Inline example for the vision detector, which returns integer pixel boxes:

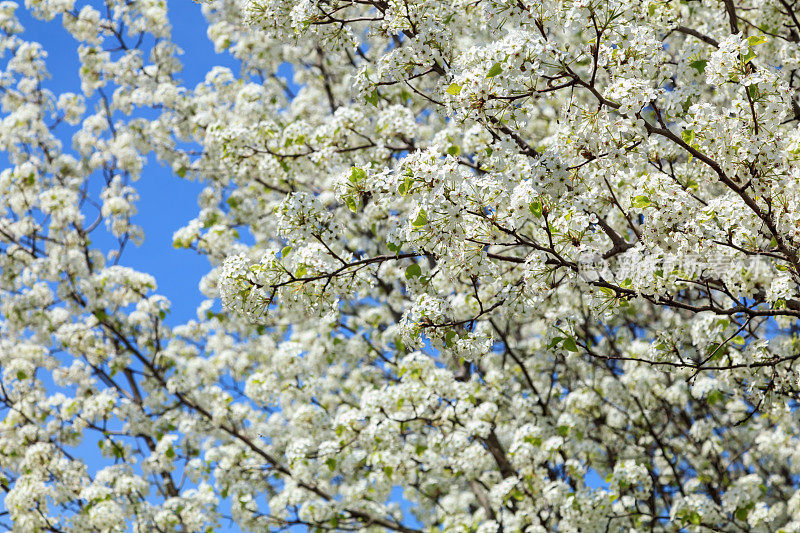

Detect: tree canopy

[3,0,800,531]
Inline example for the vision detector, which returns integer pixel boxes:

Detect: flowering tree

[4,0,800,530]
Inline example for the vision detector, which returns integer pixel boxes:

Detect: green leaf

[365,89,379,106]
[548,336,564,349]
[689,59,707,74]
[411,209,427,228]
[405,263,422,279]
[325,457,336,471]
[598,286,616,297]
[706,343,726,360]
[281,245,292,257]
[632,195,651,209]
[557,425,570,437]
[165,446,176,459]
[747,34,768,46]
[485,62,503,78]
[295,265,308,278]
[176,166,187,178]
[523,435,542,447]
[158,310,167,320]
[447,145,460,156]
[529,200,542,218]
[345,196,358,213]
[16,371,26,381]
[681,129,695,145]
[562,337,579,353]
[688,511,702,526]
[735,504,753,522]
[203,212,219,228]
[742,49,756,64]
[398,174,413,196]
[444,330,457,348]
[446,83,462,95]
[349,167,366,183]
[707,390,725,405]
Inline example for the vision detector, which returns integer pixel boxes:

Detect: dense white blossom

[3,0,800,531]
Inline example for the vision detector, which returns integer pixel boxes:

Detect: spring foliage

[3,0,800,531]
